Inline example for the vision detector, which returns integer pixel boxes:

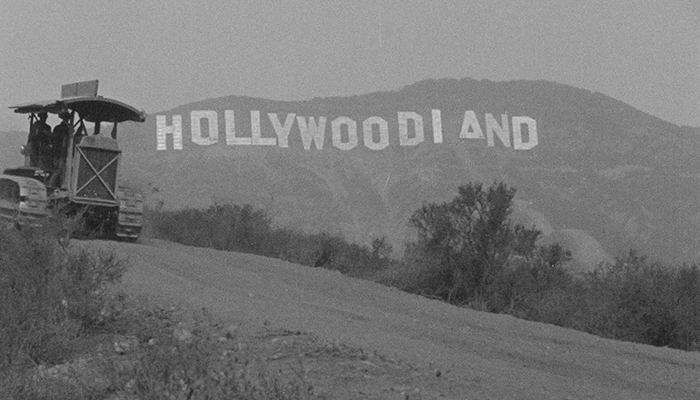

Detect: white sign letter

[297,116,326,150]
[459,111,484,139]
[363,116,389,151]
[269,113,296,148]
[512,116,538,150]
[191,110,218,146]
[251,110,276,146]
[156,115,183,150]
[485,113,510,148]
[432,109,443,144]
[224,110,251,145]
[332,117,358,150]
[398,112,424,146]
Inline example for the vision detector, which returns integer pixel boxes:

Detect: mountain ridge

[3,78,700,267]
[114,78,700,267]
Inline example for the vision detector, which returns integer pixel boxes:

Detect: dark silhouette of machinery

[0,80,145,241]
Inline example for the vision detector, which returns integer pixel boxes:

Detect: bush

[147,203,272,254]
[146,204,395,279]
[405,181,570,307]
[487,244,573,317]
[574,252,700,350]
[0,221,126,369]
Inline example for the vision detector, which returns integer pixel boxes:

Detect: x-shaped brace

[75,147,119,200]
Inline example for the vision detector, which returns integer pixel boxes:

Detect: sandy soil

[88,238,700,400]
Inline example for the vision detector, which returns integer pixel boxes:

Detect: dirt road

[91,238,700,399]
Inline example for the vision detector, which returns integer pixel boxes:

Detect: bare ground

[84,238,700,400]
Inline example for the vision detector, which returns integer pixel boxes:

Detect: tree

[408,182,566,305]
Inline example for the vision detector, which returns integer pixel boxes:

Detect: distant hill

[16,78,700,268]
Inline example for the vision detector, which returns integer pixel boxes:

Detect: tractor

[0,80,145,241]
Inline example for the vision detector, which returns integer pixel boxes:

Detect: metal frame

[73,145,120,202]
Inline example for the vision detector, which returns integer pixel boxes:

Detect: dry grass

[0,222,318,400]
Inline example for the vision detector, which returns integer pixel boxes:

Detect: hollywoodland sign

[155,109,538,151]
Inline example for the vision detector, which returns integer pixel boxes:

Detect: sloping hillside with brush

[110,78,700,265]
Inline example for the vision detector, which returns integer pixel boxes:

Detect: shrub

[574,252,700,350]
[487,244,573,317]
[146,203,395,279]
[405,181,570,307]
[147,203,272,254]
[672,264,700,349]
[0,220,126,369]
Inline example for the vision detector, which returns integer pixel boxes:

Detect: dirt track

[90,238,700,400]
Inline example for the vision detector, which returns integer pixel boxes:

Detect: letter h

[156,115,183,150]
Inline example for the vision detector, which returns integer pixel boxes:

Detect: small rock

[114,336,139,354]
[223,323,239,339]
[173,327,194,342]
[125,378,137,392]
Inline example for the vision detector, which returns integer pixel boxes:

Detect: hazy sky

[1,0,698,130]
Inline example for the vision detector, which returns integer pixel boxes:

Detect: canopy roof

[10,96,146,123]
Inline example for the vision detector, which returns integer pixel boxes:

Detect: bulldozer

[0,80,145,241]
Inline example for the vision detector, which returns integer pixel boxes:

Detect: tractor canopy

[10,96,146,124]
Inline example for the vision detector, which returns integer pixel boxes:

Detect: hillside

[112,78,700,267]
[88,238,700,399]
[5,78,700,266]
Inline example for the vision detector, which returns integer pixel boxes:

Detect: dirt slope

[90,238,700,400]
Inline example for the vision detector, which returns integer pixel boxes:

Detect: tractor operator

[48,111,72,187]
[26,110,52,170]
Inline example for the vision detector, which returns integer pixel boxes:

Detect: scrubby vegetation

[147,181,700,351]
[0,219,316,399]
[397,182,571,309]
[147,202,395,279]
[0,220,125,370]
[2,181,696,399]
[557,252,700,349]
